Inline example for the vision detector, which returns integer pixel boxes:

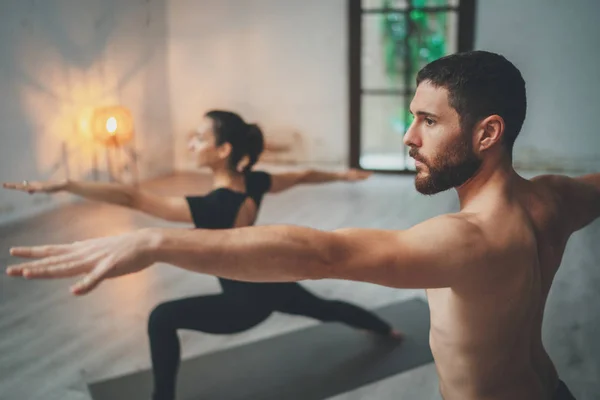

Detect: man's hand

[3,180,68,194]
[342,169,373,182]
[6,230,159,295]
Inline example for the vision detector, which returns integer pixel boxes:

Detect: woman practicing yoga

[4,110,401,400]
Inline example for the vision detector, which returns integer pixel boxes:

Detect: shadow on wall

[0,0,173,224]
[0,0,173,183]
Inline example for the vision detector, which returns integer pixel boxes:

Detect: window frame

[348,0,477,173]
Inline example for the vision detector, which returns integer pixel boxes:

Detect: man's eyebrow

[409,109,440,119]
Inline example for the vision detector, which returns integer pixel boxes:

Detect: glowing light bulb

[106,117,117,135]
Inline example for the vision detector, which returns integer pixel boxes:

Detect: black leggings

[147,283,391,400]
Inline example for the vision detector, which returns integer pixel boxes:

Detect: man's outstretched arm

[6,215,485,295]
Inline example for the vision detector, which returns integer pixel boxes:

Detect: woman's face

[188,117,228,169]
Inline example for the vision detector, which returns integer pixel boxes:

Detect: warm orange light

[106,117,118,135]
[92,106,134,146]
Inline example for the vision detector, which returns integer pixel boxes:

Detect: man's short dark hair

[416,51,527,154]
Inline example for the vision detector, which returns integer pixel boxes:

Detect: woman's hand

[3,180,68,194]
[341,169,373,182]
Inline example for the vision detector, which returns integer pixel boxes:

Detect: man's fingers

[70,260,112,296]
[5,266,22,276]
[6,253,83,276]
[20,261,91,279]
[10,244,74,259]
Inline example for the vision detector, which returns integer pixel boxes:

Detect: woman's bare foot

[389,329,404,340]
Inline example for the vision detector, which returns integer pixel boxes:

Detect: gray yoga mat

[88,298,432,400]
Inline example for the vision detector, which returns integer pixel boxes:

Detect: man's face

[404,82,482,195]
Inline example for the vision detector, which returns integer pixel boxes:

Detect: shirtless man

[6,51,597,399]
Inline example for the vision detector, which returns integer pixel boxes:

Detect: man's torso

[428,176,571,400]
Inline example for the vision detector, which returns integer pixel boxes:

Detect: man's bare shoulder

[434,210,535,256]
[529,173,600,232]
[529,173,591,198]
[515,174,565,224]
[413,211,481,230]
[530,173,570,191]
[409,212,488,254]
[524,174,563,199]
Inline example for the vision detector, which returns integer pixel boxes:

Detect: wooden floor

[0,171,598,400]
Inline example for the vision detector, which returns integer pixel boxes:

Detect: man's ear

[474,115,505,152]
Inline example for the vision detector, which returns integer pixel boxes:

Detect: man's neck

[455,155,517,211]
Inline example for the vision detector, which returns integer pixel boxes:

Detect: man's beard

[410,135,482,195]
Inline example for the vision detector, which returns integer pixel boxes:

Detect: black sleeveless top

[185,171,272,294]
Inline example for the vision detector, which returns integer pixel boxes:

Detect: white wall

[2,0,598,225]
[476,0,600,172]
[167,0,348,170]
[168,0,600,173]
[0,0,173,225]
